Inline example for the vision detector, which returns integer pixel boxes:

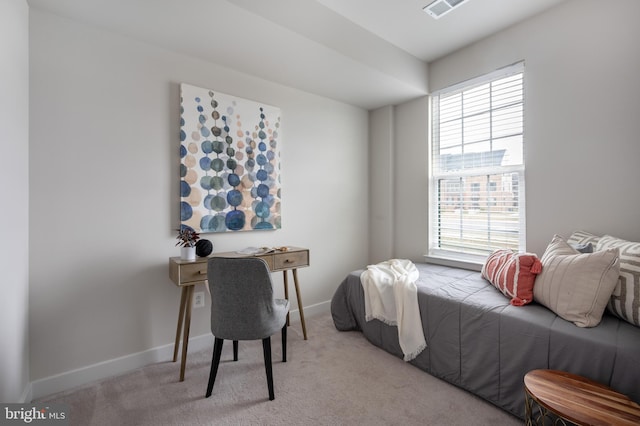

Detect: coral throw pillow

[481,250,542,306]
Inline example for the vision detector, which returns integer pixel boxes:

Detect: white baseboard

[30,333,212,401]
[30,301,330,401]
[19,383,32,403]
[294,299,330,320]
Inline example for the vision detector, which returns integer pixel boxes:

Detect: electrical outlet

[193,291,205,308]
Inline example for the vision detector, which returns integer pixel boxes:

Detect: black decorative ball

[195,239,213,257]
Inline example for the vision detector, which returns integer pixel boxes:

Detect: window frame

[427,62,526,266]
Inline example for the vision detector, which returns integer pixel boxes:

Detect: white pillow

[533,235,620,327]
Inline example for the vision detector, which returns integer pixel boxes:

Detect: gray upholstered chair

[205,257,290,401]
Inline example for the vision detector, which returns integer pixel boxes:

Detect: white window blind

[429,62,525,262]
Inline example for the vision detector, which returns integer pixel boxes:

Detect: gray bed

[331,262,640,419]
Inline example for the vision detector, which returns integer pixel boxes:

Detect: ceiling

[27,0,567,109]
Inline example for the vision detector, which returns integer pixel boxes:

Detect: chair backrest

[207,257,283,341]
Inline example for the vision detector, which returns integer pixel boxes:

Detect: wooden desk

[168,247,309,381]
[524,369,640,426]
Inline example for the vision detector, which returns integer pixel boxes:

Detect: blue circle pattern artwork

[179,84,281,233]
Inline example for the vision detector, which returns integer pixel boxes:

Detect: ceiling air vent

[423,0,469,19]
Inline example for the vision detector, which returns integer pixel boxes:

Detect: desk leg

[292,269,307,340]
[173,287,188,362]
[179,285,194,382]
[283,271,290,327]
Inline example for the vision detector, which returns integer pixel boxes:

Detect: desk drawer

[179,263,208,284]
[272,250,309,271]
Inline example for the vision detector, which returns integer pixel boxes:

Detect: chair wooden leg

[233,340,238,361]
[281,324,287,362]
[205,338,224,398]
[262,337,275,401]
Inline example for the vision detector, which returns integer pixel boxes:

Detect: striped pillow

[534,234,620,327]
[597,235,640,327]
[567,230,601,248]
[481,250,542,306]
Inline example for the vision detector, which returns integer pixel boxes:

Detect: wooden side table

[168,246,309,381]
[524,369,640,426]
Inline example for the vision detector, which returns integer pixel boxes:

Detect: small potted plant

[176,227,200,260]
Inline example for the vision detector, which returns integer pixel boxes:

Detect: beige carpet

[37,313,521,425]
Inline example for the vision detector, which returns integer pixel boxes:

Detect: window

[429,62,525,262]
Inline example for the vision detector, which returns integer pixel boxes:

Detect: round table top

[524,369,640,426]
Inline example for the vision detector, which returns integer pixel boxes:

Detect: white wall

[29,9,369,397]
[368,106,395,264]
[393,97,429,262]
[392,0,640,258]
[0,0,30,403]
[369,97,430,265]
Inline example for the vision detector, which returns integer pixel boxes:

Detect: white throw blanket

[360,259,426,361]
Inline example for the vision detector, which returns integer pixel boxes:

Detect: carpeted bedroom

[5,1,640,425]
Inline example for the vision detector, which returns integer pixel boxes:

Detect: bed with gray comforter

[330,262,640,419]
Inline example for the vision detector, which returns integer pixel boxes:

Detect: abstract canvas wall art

[179,83,281,233]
